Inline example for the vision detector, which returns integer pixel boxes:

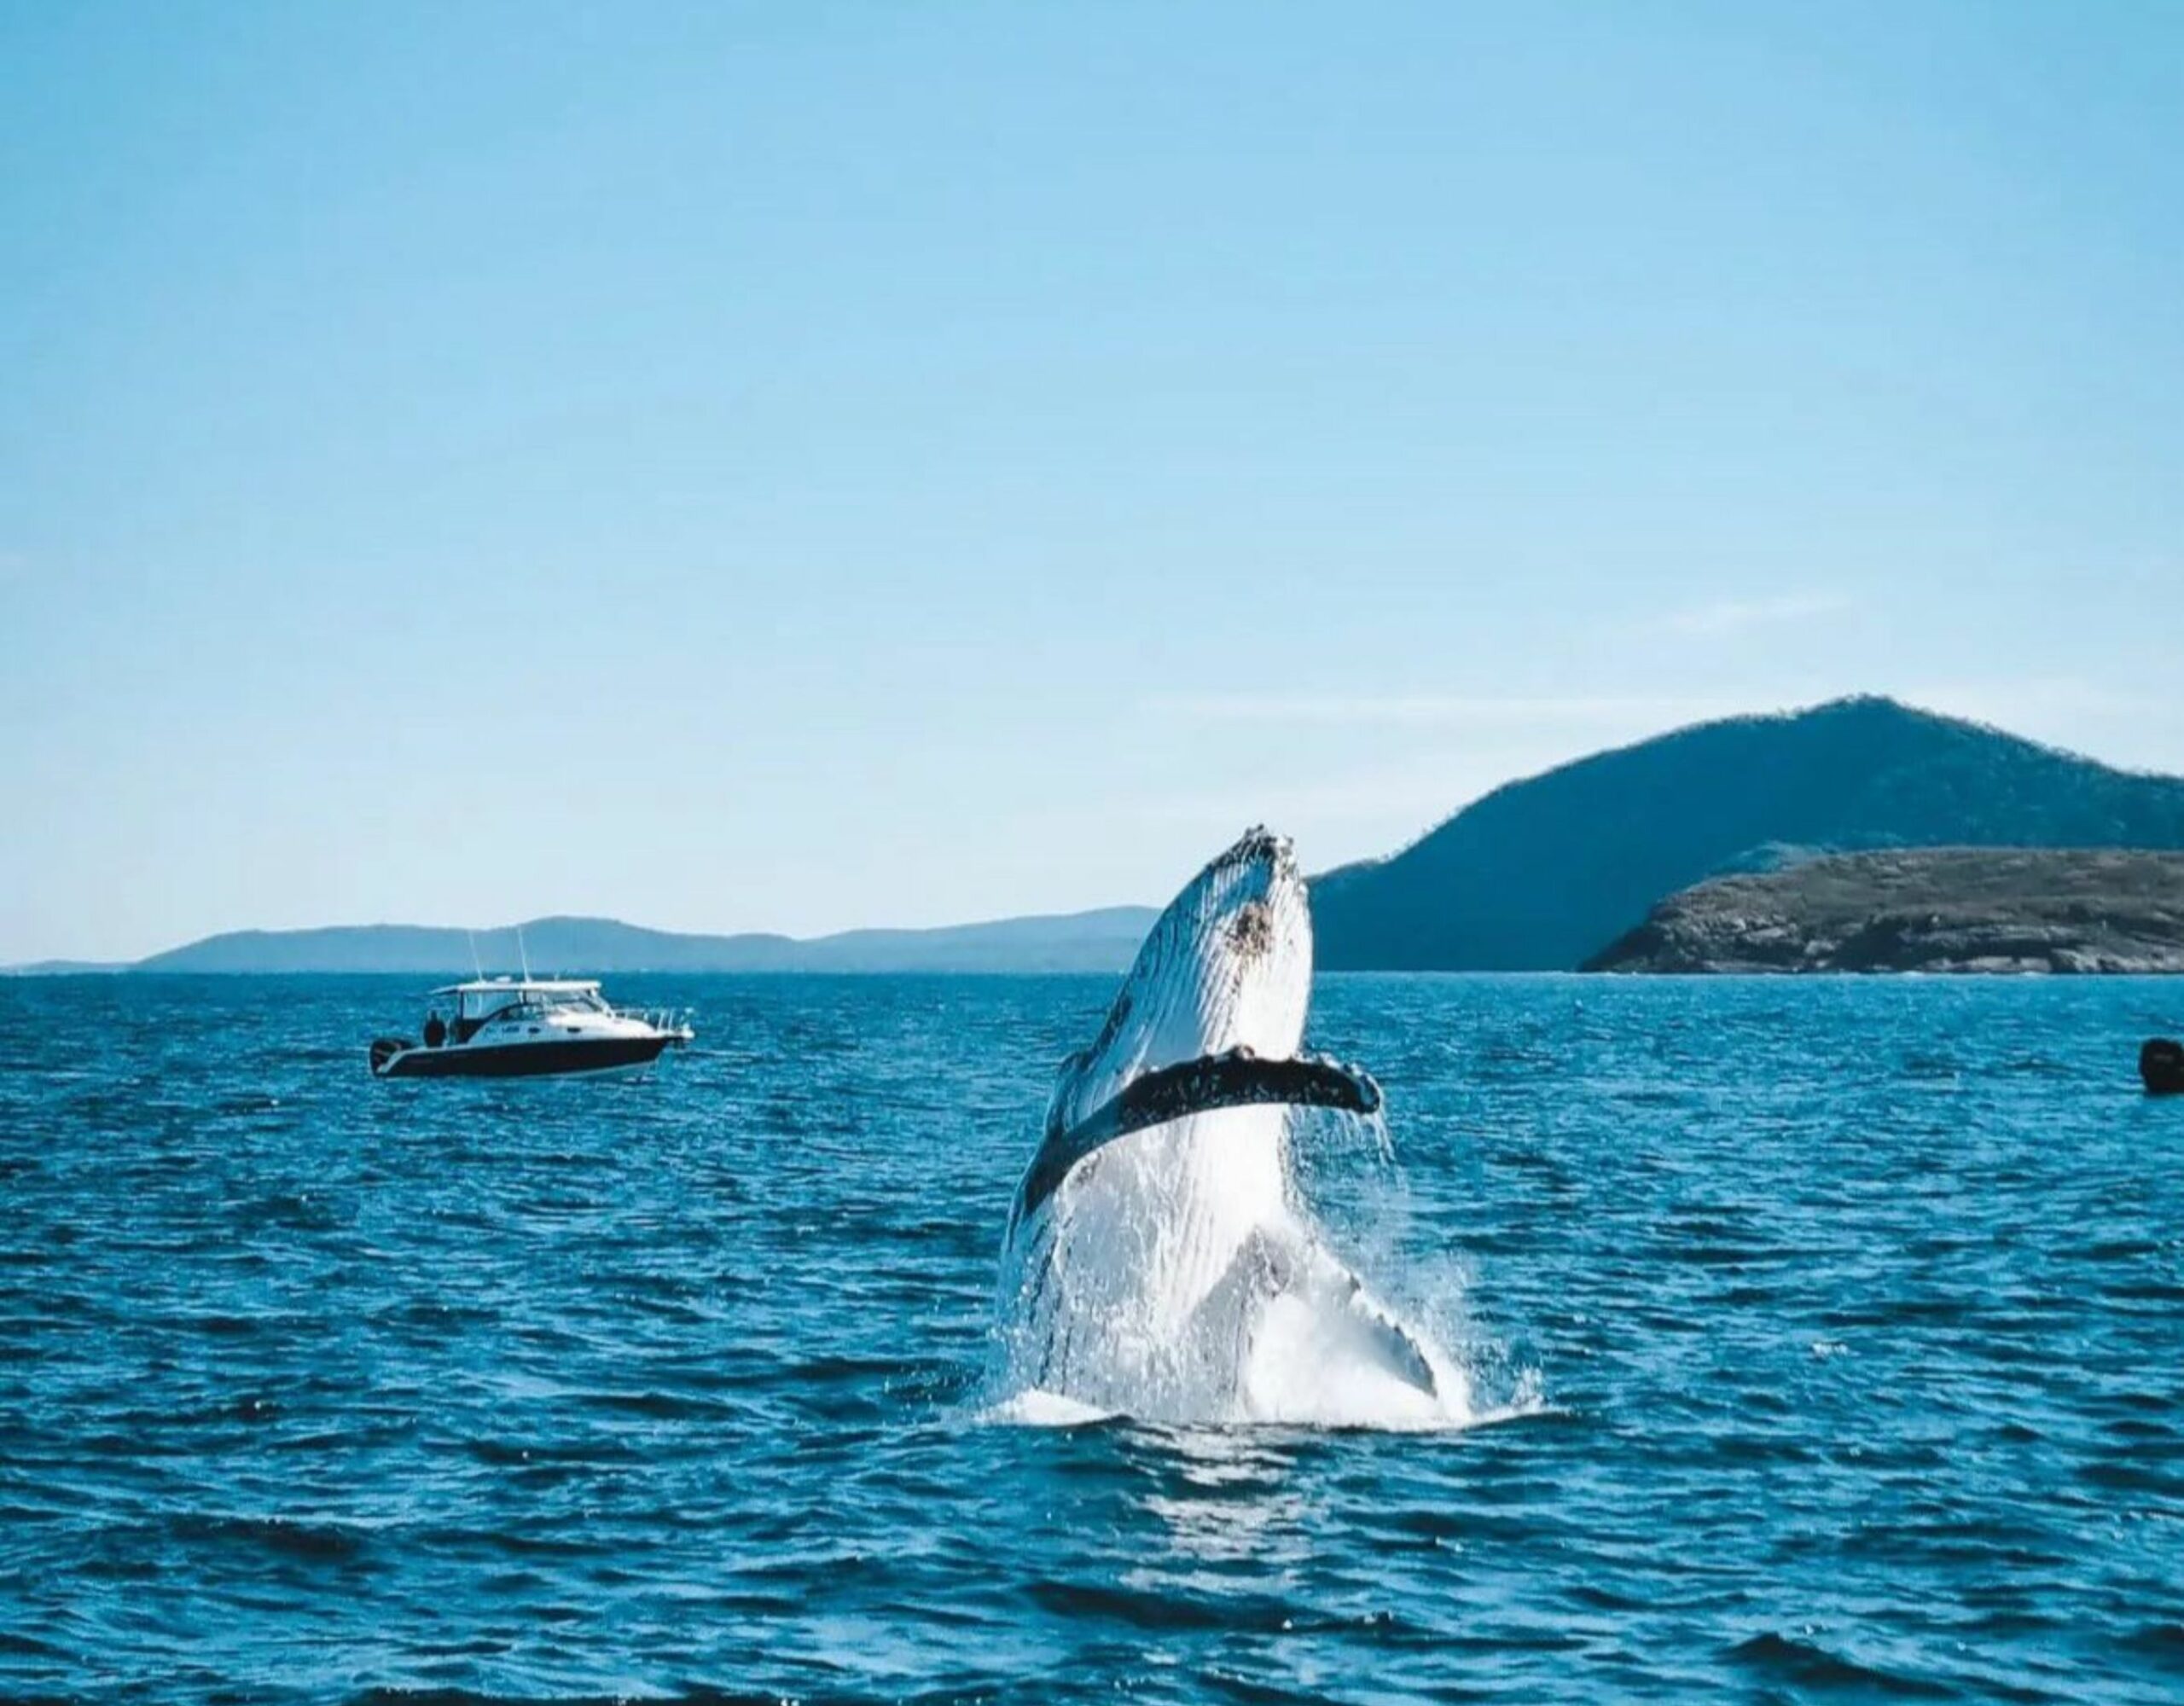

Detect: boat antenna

[516,923,531,982]
[467,928,483,980]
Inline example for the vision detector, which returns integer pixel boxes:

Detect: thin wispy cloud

[1650,593,1853,640]
[1147,676,2166,742]
[1140,691,1763,728]
[1902,677,2167,729]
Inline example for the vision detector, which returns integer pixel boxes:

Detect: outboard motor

[369,1036,414,1077]
[2142,1038,2184,1096]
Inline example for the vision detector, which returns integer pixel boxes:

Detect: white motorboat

[369,978,693,1079]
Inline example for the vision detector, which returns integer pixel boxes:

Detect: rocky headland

[1584,849,2184,974]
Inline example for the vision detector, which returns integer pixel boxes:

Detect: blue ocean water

[2,972,2181,1703]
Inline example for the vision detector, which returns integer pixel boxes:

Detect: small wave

[1727,1630,1958,1697]
[2121,1622,2184,1674]
[210,1094,283,1116]
[1023,1575,1292,1633]
[347,1690,773,1706]
[574,1388,738,1422]
[0,1627,69,1659]
[167,1511,374,1565]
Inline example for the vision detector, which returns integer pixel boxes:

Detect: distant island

[15,696,2184,977]
[1585,849,2184,974]
[9,909,1159,978]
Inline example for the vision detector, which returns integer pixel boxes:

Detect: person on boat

[423,1011,447,1049]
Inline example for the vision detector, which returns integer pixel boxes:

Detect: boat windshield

[452,985,607,1023]
[540,989,607,1014]
[457,988,523,1022]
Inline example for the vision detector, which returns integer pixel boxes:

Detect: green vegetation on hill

[1311,697,2184,971]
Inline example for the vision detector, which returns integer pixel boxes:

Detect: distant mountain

[121,908,1159,976]
[1313,696,2184,971]
[1585,848,2184,974]
[23,696,2184,978]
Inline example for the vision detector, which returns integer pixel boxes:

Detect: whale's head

[1004,827,1373,1251]
[1053,826,1311,1123]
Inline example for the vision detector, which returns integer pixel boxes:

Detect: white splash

[992,828,1489,1430]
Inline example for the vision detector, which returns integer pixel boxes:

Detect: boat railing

[613,1003,695,1040]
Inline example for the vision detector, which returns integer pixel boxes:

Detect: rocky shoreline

[1584,849,2184,974]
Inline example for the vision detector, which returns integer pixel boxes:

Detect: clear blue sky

[4,1,2179,961]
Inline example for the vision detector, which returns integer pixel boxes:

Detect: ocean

[2,972,2180,1703]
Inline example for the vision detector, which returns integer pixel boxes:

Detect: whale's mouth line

[1014,1049,1381,1224]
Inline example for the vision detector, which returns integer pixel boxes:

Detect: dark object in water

[2142,1038,2184,1095]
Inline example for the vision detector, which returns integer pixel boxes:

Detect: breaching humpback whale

[996,828,1461,1425]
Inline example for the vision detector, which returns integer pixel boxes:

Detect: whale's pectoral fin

[1014,1051,1381,1222]
[1256,1252,1440,1401]
[1327,1280,1440,1398]
[1188,1230,1438,1403]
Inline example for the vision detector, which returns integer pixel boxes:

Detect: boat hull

[373,1034,676,1079]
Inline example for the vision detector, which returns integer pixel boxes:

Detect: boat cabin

[430,978,609,1044]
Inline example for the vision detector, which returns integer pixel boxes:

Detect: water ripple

[0,972,2179,1700]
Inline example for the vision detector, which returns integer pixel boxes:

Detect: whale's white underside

[994,829,1471,1428]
